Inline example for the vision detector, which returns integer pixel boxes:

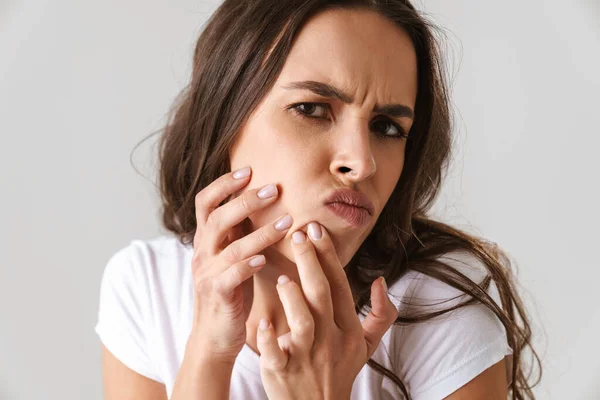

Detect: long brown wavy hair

[139,0,542,398]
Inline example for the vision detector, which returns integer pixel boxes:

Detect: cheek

[380,146,405,186]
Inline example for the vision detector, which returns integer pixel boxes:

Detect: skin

[100,7,508,400]
[228,7,416,357]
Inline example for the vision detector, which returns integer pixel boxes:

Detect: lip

[323,188,374,216]
[326,202,371,226]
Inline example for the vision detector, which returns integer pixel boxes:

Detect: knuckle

[330,279,347,298]
[238,193,251,213]
[213,278,228,296]
[263,358,286,371]
[194,276,211,294]
[255,228,272,247]
[191,252,204,267]
[194,190,204,206]
[223,243,242,264]
[294,318,315,337]
[206,212,221,232]
[229,265,244,286]
[271,359,287,371]
[312,283,331,302]
[194,191,208,216]
[345,334,362,353]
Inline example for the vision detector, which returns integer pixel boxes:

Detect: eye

[370,118,410,139]
[287,102,410,140]
[290,102,328,118]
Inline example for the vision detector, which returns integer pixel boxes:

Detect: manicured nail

[274,214,293,231]
[292,230,306,243]
[258,183,278,199]
[249,255,265,268]
[307,222,322,240]
[381,276,387,291]
[233,166,250,179]
[277,275,290,285]
[259,317,270,331]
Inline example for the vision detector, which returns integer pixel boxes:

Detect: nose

[329,121,377,185]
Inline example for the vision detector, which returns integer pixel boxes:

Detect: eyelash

[286,102,411,140]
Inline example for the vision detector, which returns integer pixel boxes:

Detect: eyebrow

[282,80,414,120]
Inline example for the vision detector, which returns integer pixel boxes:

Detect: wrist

[185,333,240,367]
[182,348,235,384]
[172,340,236,400]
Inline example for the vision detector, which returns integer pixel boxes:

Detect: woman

[95,0,541,399]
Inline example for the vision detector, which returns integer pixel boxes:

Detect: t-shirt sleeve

[94,241,163,383]
[388,251,513,400]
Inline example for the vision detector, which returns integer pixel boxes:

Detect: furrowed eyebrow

[282,80,414,120]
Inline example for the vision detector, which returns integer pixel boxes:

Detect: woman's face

[229,8,418,267]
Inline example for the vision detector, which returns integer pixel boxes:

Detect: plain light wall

[1,0,598,399]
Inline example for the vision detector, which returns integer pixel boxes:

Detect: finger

[226,219,245,243]
[194,166,252,231]
[206,182,282,251]
[361,277,399,360]
[276,275,315,352]
[306,222,362,333]
[257,317,288,371]
[215,254,266,297]
[219,213,293,268]
[290,229,334,336]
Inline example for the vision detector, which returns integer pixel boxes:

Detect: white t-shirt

[94,235,512,399]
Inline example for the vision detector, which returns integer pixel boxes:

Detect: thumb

[361,277,399,359]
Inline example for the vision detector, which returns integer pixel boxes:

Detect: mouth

[325,202,371,227]
[323,188,375,217]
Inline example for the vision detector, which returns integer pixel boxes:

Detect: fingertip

[380,276,388,292]
[371,276,386,299]
[277,274,291,285]
[379,276,394,306]
[379,277,398,316]
[370,276,395,316]
[320,223,329,237]
[249,254,266,268]
[257,317,272,344]
[259,317,270,331]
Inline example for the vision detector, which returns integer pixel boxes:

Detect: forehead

[274,8,418,106]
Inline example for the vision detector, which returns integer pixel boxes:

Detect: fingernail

[307,222,322,240]
[381,276,387,291]
[277,275,290,285]
[292,230,306,243]
[259,317,270,331]
[257,183,277,199]
[274,214,293,230]
[233,166,251,179]
[249,255,265,268]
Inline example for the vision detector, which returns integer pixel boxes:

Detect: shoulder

[100,235,193,289]
[385,250,512,400]
[94,235,194,383]
[105,234,192,268]
[98,234,195,319]
[388,249,502,310]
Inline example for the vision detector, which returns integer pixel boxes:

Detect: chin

[269,233,354,270]
[245,214,357,267]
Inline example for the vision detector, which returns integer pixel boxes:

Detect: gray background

[1,0,599,399]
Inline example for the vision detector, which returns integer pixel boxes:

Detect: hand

[255,222,399,400]
[187,165,294,364]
